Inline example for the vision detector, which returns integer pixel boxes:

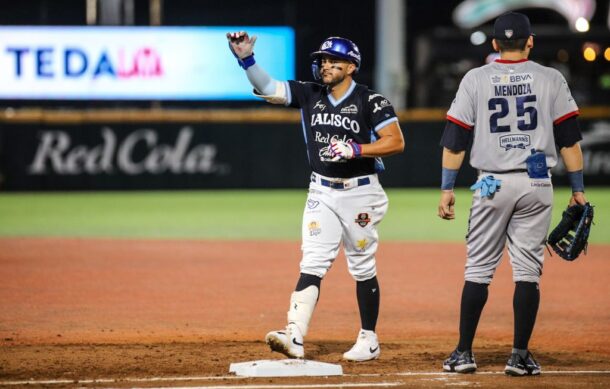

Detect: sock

[356,276,380,331]
[513,281,540,351]
[457,281,489,352]
[512,348,529,359]
[295,273,322,292]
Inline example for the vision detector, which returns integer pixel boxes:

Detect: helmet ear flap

[311,57,321,80]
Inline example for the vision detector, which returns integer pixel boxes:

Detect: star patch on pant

[357,238,368,251]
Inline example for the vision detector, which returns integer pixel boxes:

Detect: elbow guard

[253,81,287,105]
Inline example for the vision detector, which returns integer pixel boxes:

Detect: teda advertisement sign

[0,26,294,100]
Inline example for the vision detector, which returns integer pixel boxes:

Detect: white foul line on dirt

[134,384,402,389]
[1,370,610,386]
[357,370,610,377]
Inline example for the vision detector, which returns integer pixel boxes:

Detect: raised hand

[226,31,257,59]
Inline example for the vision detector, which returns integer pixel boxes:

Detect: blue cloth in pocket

[526,149,549,179]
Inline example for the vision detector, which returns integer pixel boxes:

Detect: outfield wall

[0,109,608,190]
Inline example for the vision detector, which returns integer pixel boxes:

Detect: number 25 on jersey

[489,95,538,133]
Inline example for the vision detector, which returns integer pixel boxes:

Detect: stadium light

[470,31,487,45]
[583,47,597,61]
[575,17,590,32]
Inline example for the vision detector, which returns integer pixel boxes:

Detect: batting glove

[329,140,362,161]
[226,31,257,69]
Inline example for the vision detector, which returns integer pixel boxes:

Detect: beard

[321,71,346,87]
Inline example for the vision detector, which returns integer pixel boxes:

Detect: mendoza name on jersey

[491,73,533,96]
[311,113,361,133]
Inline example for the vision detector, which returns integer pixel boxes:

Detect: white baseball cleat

[343,329,380,362]
[265,323,304,359]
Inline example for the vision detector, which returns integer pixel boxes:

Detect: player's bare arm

[560,142,587,206]
[359,121,405,157]
[438,147,465,220]
[329,121,404,161]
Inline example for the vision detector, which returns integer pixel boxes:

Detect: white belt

[310,172,377,190]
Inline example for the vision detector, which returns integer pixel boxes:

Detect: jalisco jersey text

[447,59,579,172]
[286,80,398,178]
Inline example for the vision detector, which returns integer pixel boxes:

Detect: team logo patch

[355,213,371,227]
[314,100,326,111]
[372,99,391,113]
[504,29,514,39]
[307,199,320,209]
[308,221,322,236]
[356,238,368,252]
[340,104,358,114]
[499,134,531,150]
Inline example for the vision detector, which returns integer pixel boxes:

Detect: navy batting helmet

[311,37,361,80]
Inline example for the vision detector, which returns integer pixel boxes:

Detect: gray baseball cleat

[443,349,477,373]
[504,351,541,376]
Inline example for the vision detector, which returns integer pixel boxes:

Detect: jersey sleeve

[287,80,312,109]
[551,71,579,124]
[446,70,476,130]
[366,92,398,133]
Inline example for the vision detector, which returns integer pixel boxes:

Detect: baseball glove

[547,203,594,261]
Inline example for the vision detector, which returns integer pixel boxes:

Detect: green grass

[0,188,608,243]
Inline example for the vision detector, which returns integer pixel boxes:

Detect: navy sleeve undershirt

[440,121,472,151]
[554,116,583,149]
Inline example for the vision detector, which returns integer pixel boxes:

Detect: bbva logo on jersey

[490,73,533,85]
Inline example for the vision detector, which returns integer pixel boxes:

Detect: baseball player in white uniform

[227,31,404,361]
[437,12,587,376]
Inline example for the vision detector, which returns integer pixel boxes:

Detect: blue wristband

[350,142,362,158]
[238,54,256,70]
[567,170,585,193]
[228,42,256,70]
[441,167,459,190]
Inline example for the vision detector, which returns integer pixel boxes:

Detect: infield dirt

[1,238,609,387]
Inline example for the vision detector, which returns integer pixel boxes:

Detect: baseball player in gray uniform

[226,31,405,361]
[437,12,587,376]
